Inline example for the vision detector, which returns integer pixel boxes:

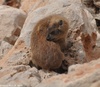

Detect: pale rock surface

[20,0,61,13]
[20,0,51,13]
[20,0,40,13]
[0,58,99,87]
[36,58,100,87]
[0,65,57,86]
[20,0,83,13]
[0,41,12,59]
[0,5,26,59]
[0,5,26,40]
[0,65,39,86]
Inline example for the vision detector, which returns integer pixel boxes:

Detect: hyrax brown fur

[31,14,69,71]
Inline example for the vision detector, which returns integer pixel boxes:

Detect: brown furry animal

[3,0,21,8]
[31,15,68,71]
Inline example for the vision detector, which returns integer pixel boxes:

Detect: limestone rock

[0,41,12,59]
[0,65,57,86]
[20,0,38,13]
[36,58,100,87]
[0,5,26,41]
[20,0,50,13]
[0,65,40,87]
[0,5,26,60]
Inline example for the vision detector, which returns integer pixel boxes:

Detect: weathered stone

[36,58,100,87]
[0,65,41,86]
[0,5,26,41]
[0,41,12,59]
[0,5,26,59]
[93,0,100,7]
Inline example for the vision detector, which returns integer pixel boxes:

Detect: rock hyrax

[31,14,69,71]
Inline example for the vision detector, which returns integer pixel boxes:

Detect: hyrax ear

[58,20,63,25]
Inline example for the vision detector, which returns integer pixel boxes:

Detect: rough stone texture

[0,5,26,40]
[93,0,100,7]
[0,41,12,59]
[0,65,58,86]
[81,32,100,62]
[36,59,100,87]
[0,66,40,86]
[0,58,99,87]
[0,5,26,59]
[81,0,100,33]
[0,0,100,86]
[20,0,49,13]
[81,0,100,60]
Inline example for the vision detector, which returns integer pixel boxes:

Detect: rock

[20,0,50,13]
[39,70,58,81]
[0,5,26,59]
[81,32,100,62]
[93,0,100,7]
[81,0,100,33]
[36,58,100,87]
[0,5,26,40]
[91,81,100,87]
[81,0,100,14]
[1,40,31,66]
[20,0,37,13]
[0,65,58,86]
[0,41,12,59]
[0,65,41,87]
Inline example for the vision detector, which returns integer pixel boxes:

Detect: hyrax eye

[51,29,61,35]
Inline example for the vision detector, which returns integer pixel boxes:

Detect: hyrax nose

[46,34,51,41]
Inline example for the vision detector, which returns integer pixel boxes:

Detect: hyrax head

[46,15,69,42]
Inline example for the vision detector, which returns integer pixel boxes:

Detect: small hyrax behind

[31,14,69,70]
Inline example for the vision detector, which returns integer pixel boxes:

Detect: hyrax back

[31,15,67,70]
